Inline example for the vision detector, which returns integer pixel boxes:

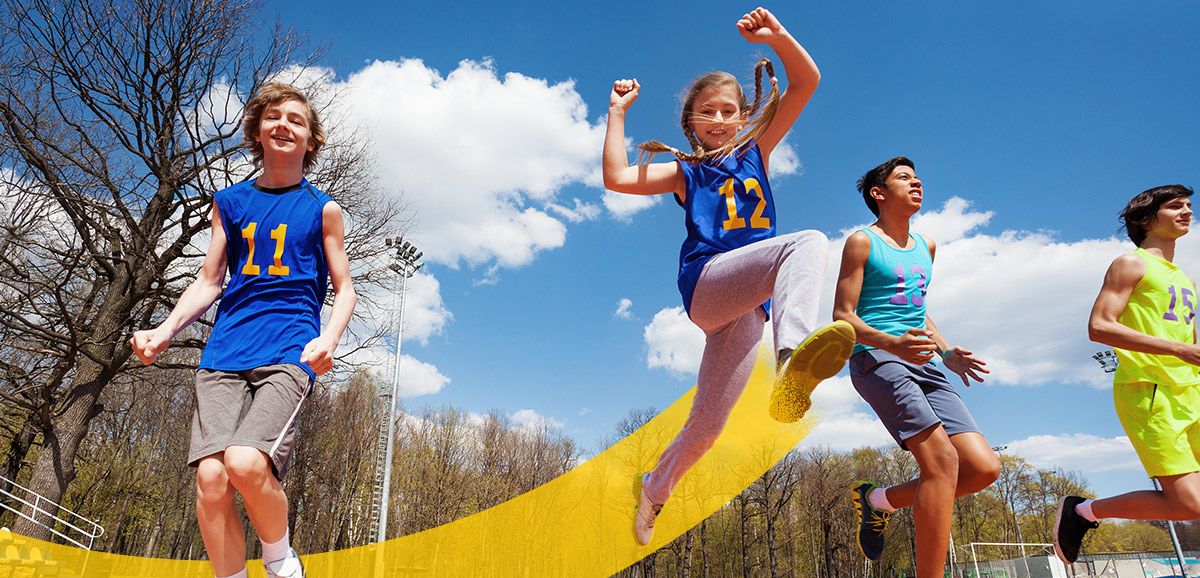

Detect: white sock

[1076,499,1098,522]
[261,529,290,563]
[869,487,897,512]
[218,569,248,578]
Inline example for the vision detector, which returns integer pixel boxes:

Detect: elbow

[1087,320,1107,344]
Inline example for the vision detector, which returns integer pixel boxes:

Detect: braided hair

[637,59,780,165]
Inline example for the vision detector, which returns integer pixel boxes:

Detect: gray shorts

[849,349,980,450]
[188,364,312,479]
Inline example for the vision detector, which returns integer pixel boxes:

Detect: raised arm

[299,201,357,376]
[1089,253,1200,365]
[602,79,686,199]
[737,7,820,160]
[130,202,229,364]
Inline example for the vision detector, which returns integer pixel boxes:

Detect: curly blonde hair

[242,82,326,173]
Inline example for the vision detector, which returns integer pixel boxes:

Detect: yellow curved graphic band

[1,345,818,576]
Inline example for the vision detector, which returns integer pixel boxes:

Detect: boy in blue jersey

[131,83,356,578]
[832,157,999,578]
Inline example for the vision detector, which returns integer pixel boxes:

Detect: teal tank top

[853,228,934,356]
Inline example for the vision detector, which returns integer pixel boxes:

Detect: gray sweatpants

[644,230,829,504]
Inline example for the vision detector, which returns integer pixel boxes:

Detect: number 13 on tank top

[890,264,927,306]
[720,178,770,231]
[239,222,291,277]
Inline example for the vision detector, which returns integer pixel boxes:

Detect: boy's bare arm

[299,201,357,376]
[1089,253,1200,365]
[130,203,229,365]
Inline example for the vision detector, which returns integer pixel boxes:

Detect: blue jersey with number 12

[675,143,776,315]
[199,179,332,378]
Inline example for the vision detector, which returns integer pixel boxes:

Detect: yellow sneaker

[769,320,855,423]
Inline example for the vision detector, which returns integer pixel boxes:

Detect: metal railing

[0,474,104,550]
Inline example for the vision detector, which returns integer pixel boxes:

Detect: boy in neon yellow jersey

[1055,185,1200,564]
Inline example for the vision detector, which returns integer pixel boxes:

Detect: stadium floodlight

[370,238,423,544]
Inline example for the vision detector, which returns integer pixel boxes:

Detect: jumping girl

[602,7,855,545]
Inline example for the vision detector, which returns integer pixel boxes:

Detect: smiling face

[255,99,315,167]
[872,164,923,217]
[687,83,746,151]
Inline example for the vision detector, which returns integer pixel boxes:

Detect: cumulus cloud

[614,298,634,320]
[511,408,565,430]
[603,190,662,221]
[767,140,802,177]
[1005,433,1142,474]
[394,354,451,398]
[397,271,453,345]
[799,376,895,450]
[821,196,1133,388]
[644,306,705,377]
[335,58,606,272]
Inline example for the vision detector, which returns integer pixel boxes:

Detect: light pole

[376,237,422,544]
[1092,350,1189,578]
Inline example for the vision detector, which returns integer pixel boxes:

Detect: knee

[961,455,1001,494]
[223,446,272,488]
[196,460,232,505]
[1168,489,1200,520]
[918,443,960,481]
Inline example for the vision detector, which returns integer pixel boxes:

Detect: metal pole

[1154,478,1190,577]
[377,245,416,544]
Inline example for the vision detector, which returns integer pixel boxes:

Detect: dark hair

[242,82,326,173]
[856,156,914,216]
[1120,184,1194,245]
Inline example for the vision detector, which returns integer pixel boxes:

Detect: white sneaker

[634,474,663,546]
[264,548,304,578]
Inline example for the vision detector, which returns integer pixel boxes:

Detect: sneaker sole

[1052,496,1071,564]
[769,321,855,423]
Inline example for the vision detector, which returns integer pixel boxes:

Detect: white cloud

[614,298,634,320]
[511,408,565,430]
[821,196,1133,388]
[644,306,706,377]
[395,354,451,398]
[800,376,895,450]
[335,58,606,271]
[603,190,662,221]
[767,140,802,177]
[579,407,591,416]
[1005,433,1142,474]
[399,270,452,345]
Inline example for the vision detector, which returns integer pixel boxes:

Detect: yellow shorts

[1114,382,1200,477]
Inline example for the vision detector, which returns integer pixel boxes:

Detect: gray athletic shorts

[188,364,312,480]
[849,349,980,450]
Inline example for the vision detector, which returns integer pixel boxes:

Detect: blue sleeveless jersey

[199,179,332,378]
[853,228,933,356]
[675,143,776,315]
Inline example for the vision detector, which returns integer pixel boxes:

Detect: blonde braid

[632,60,781,166]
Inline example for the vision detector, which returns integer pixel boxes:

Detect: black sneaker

[852,481,890,560]
[1054,496,1098,564]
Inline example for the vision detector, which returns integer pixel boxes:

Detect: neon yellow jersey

[1114,248,1200,386]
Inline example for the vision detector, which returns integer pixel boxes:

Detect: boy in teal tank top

[833,157,1000,578]
[1054,185,1200,565]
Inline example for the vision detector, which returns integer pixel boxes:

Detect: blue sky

[261,0,1200,498]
